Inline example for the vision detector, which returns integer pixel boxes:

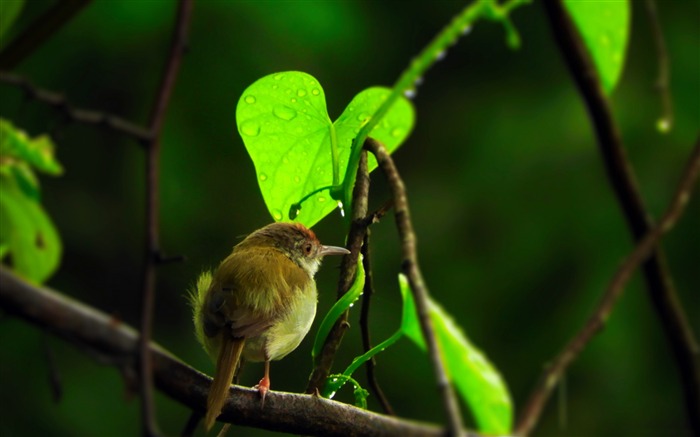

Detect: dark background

[0,1,698,436]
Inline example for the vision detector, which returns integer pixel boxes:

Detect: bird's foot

[254,376,270,408]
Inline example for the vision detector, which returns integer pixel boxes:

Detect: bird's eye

[304,243,313,255]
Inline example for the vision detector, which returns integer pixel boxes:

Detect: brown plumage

[189,223,349,432]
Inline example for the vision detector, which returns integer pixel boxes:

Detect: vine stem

[530,0,700,434]
[138,0,194,435]
[340,0,529,210]
[365,138,465,437]
[516,137,700,436]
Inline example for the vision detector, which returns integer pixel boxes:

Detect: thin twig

[0,267,473,437]
[0,72,153,142]
[360,232,395,416]
[138,1,194,435]
[0,0,92,69]
[542,1,700,434]
[307,151,371,393]
[645,0,674,132]
[41,331,63,403]
[516,137,700,436]
[365,138,465,437]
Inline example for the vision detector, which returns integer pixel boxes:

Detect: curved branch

[0,267,457,437]
[542,0,700,434]
[365,138,465,436]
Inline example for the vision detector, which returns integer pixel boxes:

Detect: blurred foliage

[0,118,62,283]
[0,1,698,436]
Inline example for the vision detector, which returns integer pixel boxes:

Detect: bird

[189,222,350,431]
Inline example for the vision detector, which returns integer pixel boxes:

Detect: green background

[1,1,698,436]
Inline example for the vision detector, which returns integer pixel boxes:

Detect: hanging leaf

[400,275,513,435]
[563,0,631,94]
[0,0,24,43]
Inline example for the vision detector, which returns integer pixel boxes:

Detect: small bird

[190,222,349,431]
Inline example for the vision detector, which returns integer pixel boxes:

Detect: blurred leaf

[0,177,62,283]
[0,118,63,175]
[400,275,513,434]
[0,0,24,43]
[236,71,413,227]
[564,0,630,94]
[312,255,364,361]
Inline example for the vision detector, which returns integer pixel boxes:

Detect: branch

[365,138,465,437]
[307,150,371,393]
[0,267,460,437]
[0,72,153,142]
[138,1,194,435]
[516,137,700,436]
[542,0,700,433]
[0,0,92,69]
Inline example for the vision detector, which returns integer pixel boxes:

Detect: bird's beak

[319,245,351,257]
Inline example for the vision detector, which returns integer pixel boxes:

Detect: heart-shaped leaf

[236,71,414,227]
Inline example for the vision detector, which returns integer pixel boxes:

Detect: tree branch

[542,0,700,433]
[138,1,194,435]
[0,0,92,69]
[0,71,153,142]
[516,137,700,436]
[365,138,465,437]
[0,267,462,437]
[307,150,371,393]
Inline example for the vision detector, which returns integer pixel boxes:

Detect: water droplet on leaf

[404,88,416,99]
[240,120,261,136]
[274,73,284,80]
[244,95,256,104]
[273,105,297,121]
[312,88,320,96]
[297,89,307,97]
[272,210,283,221]
[656,118,671,133]
[318,196,327,202]
[259,173,268,181]
[391,128,403,138]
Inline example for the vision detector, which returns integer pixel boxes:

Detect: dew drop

[337,201,345,217]
[318,196,327,203]
[297,89,307,97]
[259,173,268,182]
[357,113,370,123]
[273,73,284,80]
[414,76,424,87]
[272,210,283,221]
[404,88,416,99]
[391,127,403,138]
[294,175,301,183]
[461,25,472,35]
[240,120,261,136]
[273,105,297,121]
[291,98,297,103]
[311,88,320,96]
[656,118,671,133]
[244,95,256,104]
[435,50,446,61]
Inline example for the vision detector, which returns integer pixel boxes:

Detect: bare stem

[365,138,465,437]
[528,1,700,433]
[0,72,153,142]
[516,137,700,436]
[138,1,194,435]
[645,0,674,132]
[360,232,395,416]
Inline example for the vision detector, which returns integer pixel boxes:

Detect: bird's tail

[204,335,245,432]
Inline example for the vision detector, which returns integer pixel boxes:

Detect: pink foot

[254,375,270,407]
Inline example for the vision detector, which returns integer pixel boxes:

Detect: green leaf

[0,118,63,175]
[312,255,365,360]
[399,275,513,434]
[0,177,62,283]
[325,374,369,409]
[564,0,630,94]
[236,71,414,227]
[0,0,24,43]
